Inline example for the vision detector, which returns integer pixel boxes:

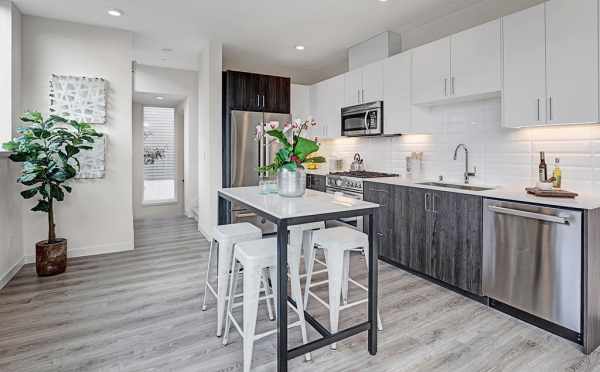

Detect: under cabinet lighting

[295,45,305,50]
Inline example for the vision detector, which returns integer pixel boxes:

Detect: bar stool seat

[304,226,383,350]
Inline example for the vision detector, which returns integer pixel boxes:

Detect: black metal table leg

[277,220,289,372]
[368,212,378,355]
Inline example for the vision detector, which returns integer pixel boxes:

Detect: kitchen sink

[417,182,495,192]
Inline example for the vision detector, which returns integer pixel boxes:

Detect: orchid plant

[256,118,325,173]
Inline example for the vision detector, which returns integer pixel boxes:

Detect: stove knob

[336,179,342,187]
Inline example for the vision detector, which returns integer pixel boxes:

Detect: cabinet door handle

[451,77,455,95]
[537,98,541,121]
[432,194,438,214]
[548,96,553,121]
[443,78,448,96]
[424,193,430,212]
[257,95,260,107]
[362,89,365,103]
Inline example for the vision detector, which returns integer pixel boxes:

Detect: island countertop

[219,186,380,221]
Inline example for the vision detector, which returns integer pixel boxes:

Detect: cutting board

[525,187,578,198]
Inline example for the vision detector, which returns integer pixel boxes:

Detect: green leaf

[31,200,49,213]
[65,144,79,157]
[283,162,297,171]
[20,188,38,199]
[50,184,65,201]
[62,185,72,193]
[20,111,43,123]
[293,137,319,162]
[266,129,291,149]
[2,141,18,151]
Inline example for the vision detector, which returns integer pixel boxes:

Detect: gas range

[326,171,399,194]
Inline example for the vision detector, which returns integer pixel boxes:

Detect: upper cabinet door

[344,69,363,106]
[412,37,451,104]
[227,71,262,111]
[546,0,598,125]
[451,19,501,98]
[362,61,384,103]
[502,4,547,128]
[309,82,326,138]
[261,75,290,114]
[323,74,345,138]
[383,51,412,135]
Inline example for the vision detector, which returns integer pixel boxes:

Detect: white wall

[133,64,198,218]
[319,98,600,194]
[0,1,23,288]
[291,84,310,120]
[20,16,134,260]
[197,41,223,238]
[132,102,185,219]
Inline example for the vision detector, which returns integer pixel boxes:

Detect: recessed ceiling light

[155,96,164,100]
[295,45,305,51]
[378,0,388,2]
[107,8,123,17]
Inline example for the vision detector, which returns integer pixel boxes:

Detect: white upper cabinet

[545,0,598,125]
[323,74,345,138]
[344,61,384,106]
[451,19,501,98]
[503,0,599,128]
[502,3,547,127]
[310,74,345,139]
[344,68,363,106]
[383,51,412,134]
[362,61,384,103]
[412,37,451,104]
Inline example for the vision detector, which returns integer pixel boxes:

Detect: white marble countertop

[364,176,600,210]
[219,186,379,220]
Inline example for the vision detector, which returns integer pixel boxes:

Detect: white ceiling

[133,92,186,107]
[13,0,542,84]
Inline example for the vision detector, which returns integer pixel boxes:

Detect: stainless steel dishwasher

[483,199,582,335]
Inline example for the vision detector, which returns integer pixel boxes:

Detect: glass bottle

[552,158,562,189]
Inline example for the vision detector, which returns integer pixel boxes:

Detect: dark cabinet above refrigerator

[224,70,290,114]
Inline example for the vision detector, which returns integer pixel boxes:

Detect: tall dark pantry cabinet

[220,70,291,225]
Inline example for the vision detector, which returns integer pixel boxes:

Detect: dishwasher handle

[487,205,570,225]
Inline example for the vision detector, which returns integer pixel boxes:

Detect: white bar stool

[303,226,383,350]
[288,222,326,280]
[201,223,266,337]
[223,237,311,372]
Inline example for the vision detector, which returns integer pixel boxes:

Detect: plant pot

[277,167,306,197]
[36,239,67,276]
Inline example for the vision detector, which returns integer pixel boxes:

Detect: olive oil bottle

[552,157,562,189]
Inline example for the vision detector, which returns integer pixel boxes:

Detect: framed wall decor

[49,74,107,124]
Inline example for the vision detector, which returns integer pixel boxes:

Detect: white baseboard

[24,241,134,264]
[0,257,24,290]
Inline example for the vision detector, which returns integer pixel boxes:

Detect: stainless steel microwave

[341,101,383,137]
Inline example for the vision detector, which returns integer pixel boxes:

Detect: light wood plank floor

[1,216,600,371]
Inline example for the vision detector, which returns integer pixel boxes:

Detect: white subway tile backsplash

[319,98,600,192]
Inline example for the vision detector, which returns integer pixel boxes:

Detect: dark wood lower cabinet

[364,182,483,296]
[428,191,483,295]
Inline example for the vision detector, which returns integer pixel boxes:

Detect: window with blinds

[143,106,176,203]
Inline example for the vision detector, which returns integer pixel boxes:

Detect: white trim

[0,257,24,290]
[24,241,133,264]
[142,199,178,206]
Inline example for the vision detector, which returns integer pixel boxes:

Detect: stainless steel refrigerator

[229,110,290,234]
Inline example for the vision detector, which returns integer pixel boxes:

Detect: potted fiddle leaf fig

[2,112,103,276]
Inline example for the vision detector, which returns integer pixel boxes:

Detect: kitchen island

[218,187,380,372]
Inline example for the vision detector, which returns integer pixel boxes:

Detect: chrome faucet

[453,144,477,184]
